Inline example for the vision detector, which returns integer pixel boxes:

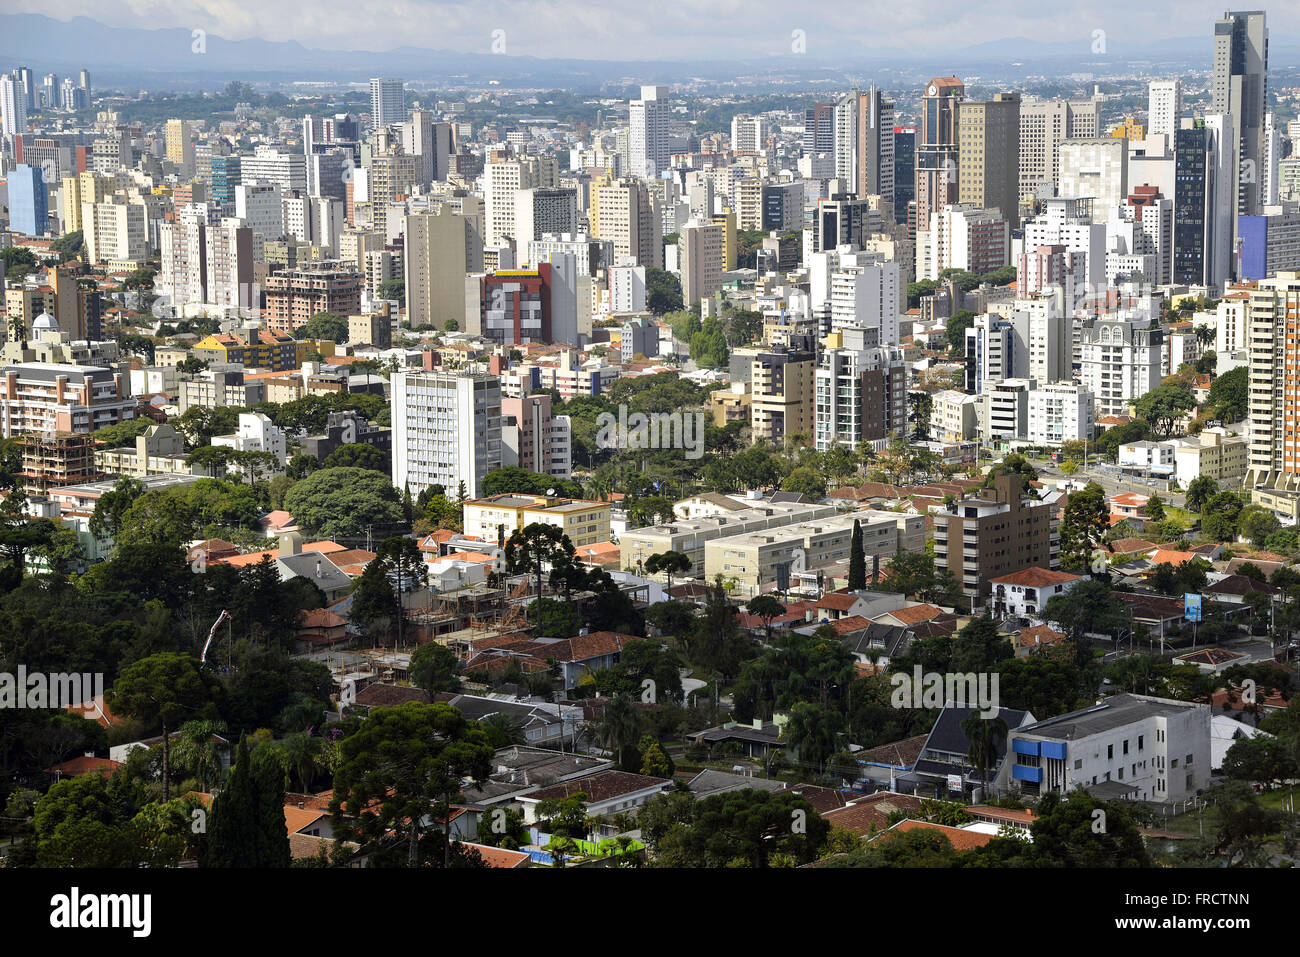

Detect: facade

[922,204,1009,280]
[300,412,391,471]
[1212,11,1268,221]
[1026,381,1095,447]
[405,205,484,330]
[932,473,1058,609]
[177,366,267,412]
[1078,316,1163,418]
[194,329,301,372]
[814,337,906,451]
[1008,694,1211,804]
[679,219,726,308]
[1058,139,1129,215]
[212,412,288,465]
[463,494,610,549]
[0,363,133,437]
[750,347,815,445]
[500,394,572,479]
[1018,98,1101,203]
[915,77,964,233]
[369,77,406,128]
[262,265,363,335]
[96,424,197,479]
[391,371,502,498]
[957,92,1021,226]
[1171,428,1247,489]
[988,566,1083,622]
[628,85,669,180]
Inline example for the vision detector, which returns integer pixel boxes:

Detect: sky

[7,1,1297,61]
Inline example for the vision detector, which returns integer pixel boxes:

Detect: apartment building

[620,497,840,574]
[932,473,1058,610]
[0,363,133,437]
[1007,694,1210,804]
[96,423,201,479]
[750,347,815,446]
[391,371,502,498]
[1078,316,1163,418]
[814,336,906,451]
[262,264,363,335]
[1170,427,1247,489]
[501,393,572,479]
[463,494,610,550]
[193,329,302,373]
[705,509,925,597]
[930,389,981,442]
[1026,381,1095,447]
[177,365,267,413]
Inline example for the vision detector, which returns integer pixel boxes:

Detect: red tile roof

[989,567,1082,587]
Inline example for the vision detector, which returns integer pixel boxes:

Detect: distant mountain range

[1,13,1297,90]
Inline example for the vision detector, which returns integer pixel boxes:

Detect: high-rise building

[1019,98,1101,206]
[391,371,502,498]
[915,77,964,232]
[1173,118,1235,290]
[814,331,906,450]
[852,86,895,211]
[1213,10,1268,220]
[804,103,835,156]
[209,155,241,204]
[893,126,916,227]
[165,119,195,176]
[1058,139,1129,217]
[921,204,1009,280]
[750,346,816,445]
[591,177,662,269]
[958,92,1021,226]
[500,394,571,479]
[366,145,419,237]
[239,145,308,193]
[0,73,26,141]
[9,164,48,237]
[679,219,726,308]
[1079,316,1164,418]
[513,188,578,246]
[731,114,767,153]
[484,155,559,247]
[628,85,669,180]
[15,67,34,111]
[828,251,901,343]
[405,205,484,330]
[1245,273,1300,507]
[369,77,406,129]
[1147,80,1182,139]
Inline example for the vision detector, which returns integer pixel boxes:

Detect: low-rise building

[463,493,611,549]
[1007,693,1211,804]
[988,567,1083,623]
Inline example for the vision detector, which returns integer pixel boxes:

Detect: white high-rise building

[629,85,669,180]
[1105,188,1173,287]
[370,77,405,129]
[1022,197,1107,290]
[1147,80,1182,139]
[0,73,26,141]
[513,188,579,246]
[239,146,307,193]
[730,114,767,153]
[1058,139,1129,216]
[679,219,726,308]
[391,371,503,499]
[484,156,559,247]
[1019,98,1101,203]
[827,250,901,344]
[1079,316,1164,417]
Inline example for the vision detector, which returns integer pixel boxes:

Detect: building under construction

[18,431,103,494]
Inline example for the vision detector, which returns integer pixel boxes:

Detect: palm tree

[595,694,644,770]
[172,719,228,793]
[482,712,527,746]
[961,713,1009,800]
[280,732,322,793]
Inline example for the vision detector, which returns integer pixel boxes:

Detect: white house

[988,567,1083,623]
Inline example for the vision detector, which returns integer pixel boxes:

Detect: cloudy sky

[8,1,1296,59]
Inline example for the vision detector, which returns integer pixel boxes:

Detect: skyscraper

[629,85,669,180]
[1245,272,1300,501]
[1019,98,1101,208]
[369,77,406,129]
[915,77,964,232]
[854,86,895,211]
[958,92,1021,227]
[391,371,503,499]
[1213,10,1268,219]
[0,73,26,141]
[165,119,195,176]
[804,102,835,155]
[1147,80,1182,139]
[8,164,47,237]
[893,126,916,227]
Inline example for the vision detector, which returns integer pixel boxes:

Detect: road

[1034,461,1187,510]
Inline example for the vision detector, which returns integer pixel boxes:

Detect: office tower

[16,67,34,111]
[958,92,1021,226]
[165,119,195,177]
[209,155,241,203]
[1213,10,1268,219]
[41,74,57,109]
[1173,119,1234,290]
[239,145,308,193]
[78,71,91,98]
[815,333,906,450]
[9,164,47,236]
[1058,138,1129,215]
[804,102,835,155]
[235,182,285,245]
[813,198,880,254]
[405,205,484,330]
[401,110,441,187]
[915,77,964,232]
[679,219,726,308]
[1148,80,1182,139]
[592,177,662,269]
[391,371,502,499]
[1023,197,1108,291]
[761,181,804,232]
[1078,316,1163,418]
[513,187,579,246]
[1,73,26,141]
[731,114,767,152]
[921,205,1009,280]
[1019,98,1101,205]
[1262,112,1283,207]
[307,149,351,202]
[629,85,669,180]
[369,77,405,128]
[893,126,916,227]
[848,85,895,211]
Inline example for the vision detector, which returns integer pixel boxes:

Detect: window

[1171,758,1179,768]
[1185,754,1193,765]
[1074,759,1083,770]
[1107,744,1113,760]
[1138,735,1144,751]
[1123,739,1129,755]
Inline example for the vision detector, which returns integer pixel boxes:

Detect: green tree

[505,522,575,603]
[109,653,217,801]
[409,642,460,694]
[376,279,405,304]
[329,703,493,867]
[1135,385,1196,438]
[292,311,349,342]
[282,467,404,540]
[1043,579,1131,672]
[203,736,291,867]
[644,549,692,593]
[1185,475,1219,513]
[745,593,786,642]
[847,519,867,590]
[1207,366,1248,422]
[1060,482,1109,572]
[323,442,387,471]
[595,694,645,771]
[1030,791,1150,866]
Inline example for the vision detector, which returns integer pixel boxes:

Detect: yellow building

[193,329,303,372]
[711,209,738,271]
[61,171,114,235]
[463,493,612,549]
[1110,117,1147,141]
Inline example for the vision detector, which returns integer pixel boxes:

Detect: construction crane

[200,610,232,665]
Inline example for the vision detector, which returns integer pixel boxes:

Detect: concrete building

[1007,694,1210,804]
[404,205,483,330]
[814,332,906,451]
[750,346,816,445]
[1026,381,1095,447]
[1058,139,1129,216]
[1147,80,1182,139]
[629,85,669,180]
[95,423,197,479]
[958,92,1021,226]
[212,412,288,465]
[463,493,609,549]
[1171,427,1247,489]
[1213,11,1268,221]
[679,219,726,309]
[391,371,502,499]
[930,389,980,442]
[1078,316,1163,418]
[1018,98,1101,204]
[0,363,133,437]
[501,393,572,480]
[922,204,1009,280]
[932,473,1058,609]
[369,77,406,128]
